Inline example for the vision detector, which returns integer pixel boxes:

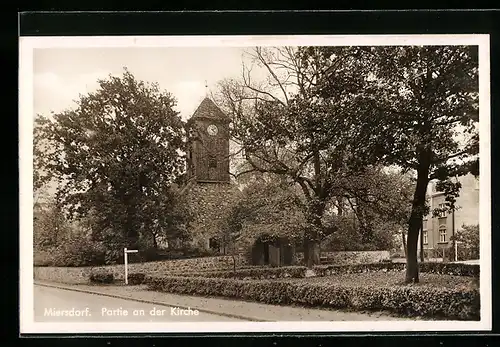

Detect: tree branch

[254,47,290,105]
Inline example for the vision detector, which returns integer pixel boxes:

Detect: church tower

[186,97,231,183]
[184,97,240,252]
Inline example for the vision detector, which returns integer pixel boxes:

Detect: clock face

[207,124,218,136]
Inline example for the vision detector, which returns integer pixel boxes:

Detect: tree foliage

[216,45,478,275]
[452,224,479,260]
[34,68,190,252]
[33,199,110,266]
[217,174,305,253]
[215,47,389,266]
[314,45,479,282]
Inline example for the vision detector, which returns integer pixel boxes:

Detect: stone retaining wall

[34,255,248,284]
[295,250,390,264]
[34,251,391,284]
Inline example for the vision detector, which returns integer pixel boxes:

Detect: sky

[31,44,480,174]
[33,47,255,120]
[32,46,260,199]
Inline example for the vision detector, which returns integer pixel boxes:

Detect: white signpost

[124,248,138,285]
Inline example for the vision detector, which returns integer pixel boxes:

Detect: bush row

[89,272,114,284]
[419,262,479,277]
[128,273,146,285]
[85,262,479,286]
[87,271,147,285]
[173,266,306,279]
[145,275,480,320]
[172,262,479,280]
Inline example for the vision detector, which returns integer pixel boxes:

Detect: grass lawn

[291,270,478,290]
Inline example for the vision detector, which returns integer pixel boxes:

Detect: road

[34,284,244,322]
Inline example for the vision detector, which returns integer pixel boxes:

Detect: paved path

[391,258,479,265]
[453,259,480,265]
[35,281,411,321]
[391,258,444,263]
[34,284,243,322]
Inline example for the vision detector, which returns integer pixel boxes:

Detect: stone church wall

[184,182,242,250]
[295,250,390,264]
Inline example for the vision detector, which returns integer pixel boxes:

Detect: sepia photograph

[19,35,491,334]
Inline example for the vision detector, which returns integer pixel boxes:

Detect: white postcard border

[19,34,492,334]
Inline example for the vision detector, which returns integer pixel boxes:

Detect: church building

[182,97,242,252]
[179,97,297,266]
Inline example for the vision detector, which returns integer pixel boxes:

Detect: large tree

[217,173,305,269]
[34,68,189,252]
[375,46,478,283]
[215,47,385,267]
[312,46,479,282]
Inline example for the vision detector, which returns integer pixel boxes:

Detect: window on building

[208,156,217,168]
[438,203,447,218]
[439,225,447,243]
[423,230,428,244]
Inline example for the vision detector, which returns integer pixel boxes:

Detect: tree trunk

[419,218,424,262]
[231,253,236,275]
[406,225,419,283]
[310,242,320,267]
[337,196,343,216]
[451,207,456,262]
[303,237,320,268]
[152,233,158,249]
[303,237,310,266]
[405,162,430,283]
[302,150,324,268]
[401,230,407,258]
[303,198,325,268]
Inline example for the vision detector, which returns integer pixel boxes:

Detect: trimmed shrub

[173,262,478,280]
[419,262,479,277]
[128,273,146,285]
[314,262,479,277]
[89,271,114,284]
[145,275,479,320]
[176,266,307,280]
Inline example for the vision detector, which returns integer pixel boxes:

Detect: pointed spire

[191,97,229,122]
[205,80,208,97]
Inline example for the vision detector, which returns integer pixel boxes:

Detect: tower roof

[191,97,230,122]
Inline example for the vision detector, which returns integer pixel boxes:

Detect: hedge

[128,273,146,285]
[145,275,479,320]
[315,262,479,277]
[175,266,307,279]
[170,262,479,280]
[89,272,114,284]
[419,262,479,277]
